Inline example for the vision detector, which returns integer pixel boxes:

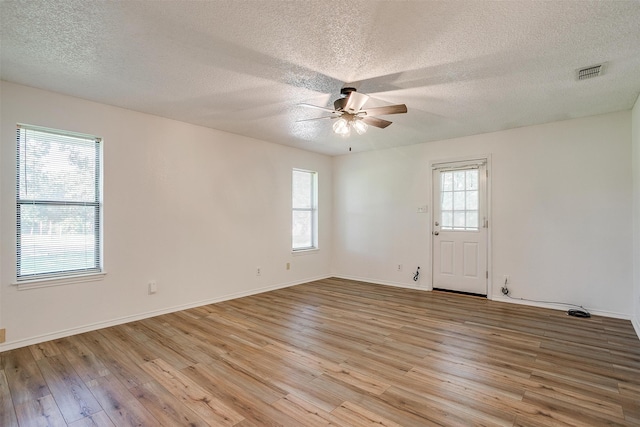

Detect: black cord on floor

[505,293,590,315]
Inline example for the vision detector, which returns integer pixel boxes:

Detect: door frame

[429,155,493,299]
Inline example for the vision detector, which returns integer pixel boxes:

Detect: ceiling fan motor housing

[334,87,358,111]
[334,97,347,111]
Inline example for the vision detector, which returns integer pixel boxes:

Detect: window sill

[14,271,107,291]
[292,248,319,256]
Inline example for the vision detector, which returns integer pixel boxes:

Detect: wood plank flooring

[1,277,640,426]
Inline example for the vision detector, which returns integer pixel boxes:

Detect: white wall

[0,81,332,350]
[632,95,640,335]
[332,111,633,317]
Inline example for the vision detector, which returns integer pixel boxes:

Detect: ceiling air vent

[577,64,604,81]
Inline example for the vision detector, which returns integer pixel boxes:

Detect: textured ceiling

[2,1,640,156]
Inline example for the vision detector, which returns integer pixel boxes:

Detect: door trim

[429,155,493,299]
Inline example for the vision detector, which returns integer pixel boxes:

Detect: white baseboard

[633,315,640,341]
[0,275,331,352]
[332,274,430,291]
[491,295,631,320]
[334,276,634,322]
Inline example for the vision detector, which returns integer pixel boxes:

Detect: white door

[432,160,488,295]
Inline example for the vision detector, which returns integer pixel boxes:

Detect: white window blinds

[16,124,103,280]
[292,169,317,250]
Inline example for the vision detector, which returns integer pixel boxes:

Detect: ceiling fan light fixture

[353,119,368,135]
[333,118,350,136]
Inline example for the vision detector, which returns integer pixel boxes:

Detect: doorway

[432,159,489,296]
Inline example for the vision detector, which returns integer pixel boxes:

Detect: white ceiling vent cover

[577,64,604,80]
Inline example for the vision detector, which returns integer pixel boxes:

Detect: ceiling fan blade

[362,104,407,116]
[362,116,393,129]
[296,116,338,122]
[298,103,338,114]
[344,91,369,113]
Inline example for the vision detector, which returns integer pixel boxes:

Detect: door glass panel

[442,192,452,210]
[442,211,453,227]
[466,191,478,210]
[466,211,478,228]
[466,170,478,190]
[442,172,453,191]
[440,169,479,231]
[453,212,466,228]
[453,191,465,210]
[453,171,465,190]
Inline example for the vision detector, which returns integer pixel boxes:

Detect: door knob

[433,231,439,236]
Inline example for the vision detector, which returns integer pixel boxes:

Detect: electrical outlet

[256,267,261,276]
[286,262,291,270]
[397,264,402,272]
[148,280,157,295]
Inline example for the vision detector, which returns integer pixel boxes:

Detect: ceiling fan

[298,87,407,136]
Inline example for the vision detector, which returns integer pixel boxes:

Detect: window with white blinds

[292,169,318,251]
[16,124,103,281]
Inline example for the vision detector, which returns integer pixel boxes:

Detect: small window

[440,169,479,231]
[16,124,103,281]
[292,169,318,251]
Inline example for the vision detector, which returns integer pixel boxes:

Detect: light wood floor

[1,278,640,426]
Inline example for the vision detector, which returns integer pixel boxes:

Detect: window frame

[292,168,318,252]
[432,158,488,234]
[15,124,104,285]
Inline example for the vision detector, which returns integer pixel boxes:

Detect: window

[292,169,317,251]
[440,169,479,230]
[16,124,103,281]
